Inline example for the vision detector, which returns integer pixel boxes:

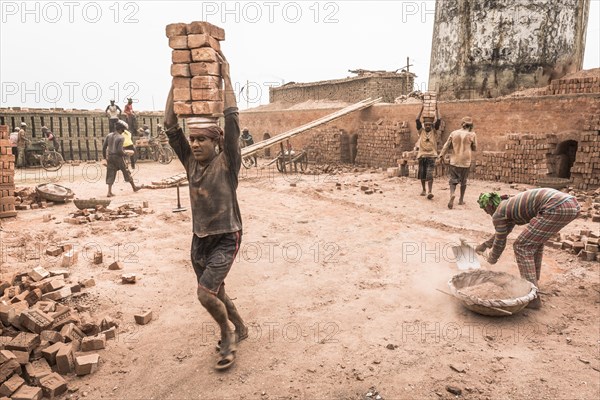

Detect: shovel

[451,238,481,270]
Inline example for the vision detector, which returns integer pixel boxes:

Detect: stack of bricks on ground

[395,131,600,191]
[166,21,226,117]
[0,246,152,399]
[0,125,16,219]
[546,229,600,262]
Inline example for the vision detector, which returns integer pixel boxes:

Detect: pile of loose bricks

[0,125,16,218]
[396,150,446,179]
[166,21,225,117]
[0,245,152,399]
[546,229,600,262]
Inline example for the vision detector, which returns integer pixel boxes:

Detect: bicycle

[26,140,64,171]
[239,138,257,169]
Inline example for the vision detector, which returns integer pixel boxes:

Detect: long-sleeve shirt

[483,188,575,262]
[168,107,242,238]
[439,128,477,168]
[102,132,126,158]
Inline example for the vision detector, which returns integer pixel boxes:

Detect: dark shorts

[418,157,436,181]
[106,155,132,185]
[448,165,470,186]
[191,231,241,295]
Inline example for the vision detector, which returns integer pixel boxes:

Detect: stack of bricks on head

[422,92,437,120]
[166,21,226,118]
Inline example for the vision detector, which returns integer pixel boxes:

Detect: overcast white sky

[1,0,599,111]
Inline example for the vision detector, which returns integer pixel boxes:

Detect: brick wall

[241,93,600,160]
[0,109,165,161]
[269,74,415,104]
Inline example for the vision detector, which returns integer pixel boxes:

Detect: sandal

[215,330,248,352]
[215,352,235,371]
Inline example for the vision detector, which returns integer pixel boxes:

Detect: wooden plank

[241,97,381,158]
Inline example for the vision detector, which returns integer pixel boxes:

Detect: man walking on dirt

[414,105,441,199]
[438,116,477,209]
[240,127,257,166]
[102,120,140,197]
[164,51,247,371]
[475,189,580,309]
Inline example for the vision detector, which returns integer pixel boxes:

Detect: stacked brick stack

[473,133,556,184]
[0,125,16,218]
[166,21,225,117]
[306,126,343,165]
[570,132,600,189]
[422,92,437,119]
[355,120,411,167]
[549,76,600,95]
[583,113,600,131]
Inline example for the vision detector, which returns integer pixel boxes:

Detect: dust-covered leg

[217,285,248,341]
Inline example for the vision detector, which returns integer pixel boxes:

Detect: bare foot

[107,193,114,198]
[448,195,455,209]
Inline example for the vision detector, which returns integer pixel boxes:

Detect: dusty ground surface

[2,159,599,400]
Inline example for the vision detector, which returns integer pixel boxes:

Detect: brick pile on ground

[13,188,60,211]
[0,125,16,218]
[166,21,225,117]
[568,187,600,222]
[0,262,108,398]
[63,203,152,225]
[546,229,600,262]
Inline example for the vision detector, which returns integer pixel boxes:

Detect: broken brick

[19,309,54,334]
[0,374,24,397]
[108,261,123,270]
[121,273,136,284]
[41,342,63,366]
[40,330,63,344]
[54,344,74,374]
[39,373,67,399]
[28,267,49,282]
[5,332,41,353]
[59,323,84,344]
[60,250,78,268]
[74,353,99,376]
[45,247,62,257]
[81,335,106,351]
[10,385,42,400]
[23,358,52,385]
[134,310,153,325]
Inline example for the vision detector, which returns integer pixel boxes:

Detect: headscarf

[477,192,502,209]
[190,126,224,151]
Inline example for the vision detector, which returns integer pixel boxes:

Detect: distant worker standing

[438,116,477,209]
[414,105,441,199]
[17,122,29,168]
[240,128,257,166]
[124,98,138,135]
[9,127,19,163]
[105,100,122,133]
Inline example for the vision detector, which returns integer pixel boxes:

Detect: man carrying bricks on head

[102,120,141,197]
[438,116,477,209]
[414,105,441,199]
[164,50,247,371]
[475,189,580,309]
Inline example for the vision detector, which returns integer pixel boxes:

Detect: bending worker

[476,188,580,309]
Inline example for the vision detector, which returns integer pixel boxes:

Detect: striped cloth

[483,188,580,283]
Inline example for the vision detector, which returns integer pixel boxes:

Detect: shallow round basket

[74,198,111,210]
[36,183,74,203]
[448,270,537,317]
[536,176,570,190]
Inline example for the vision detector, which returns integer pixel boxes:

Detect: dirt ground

[2,159,599,400]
